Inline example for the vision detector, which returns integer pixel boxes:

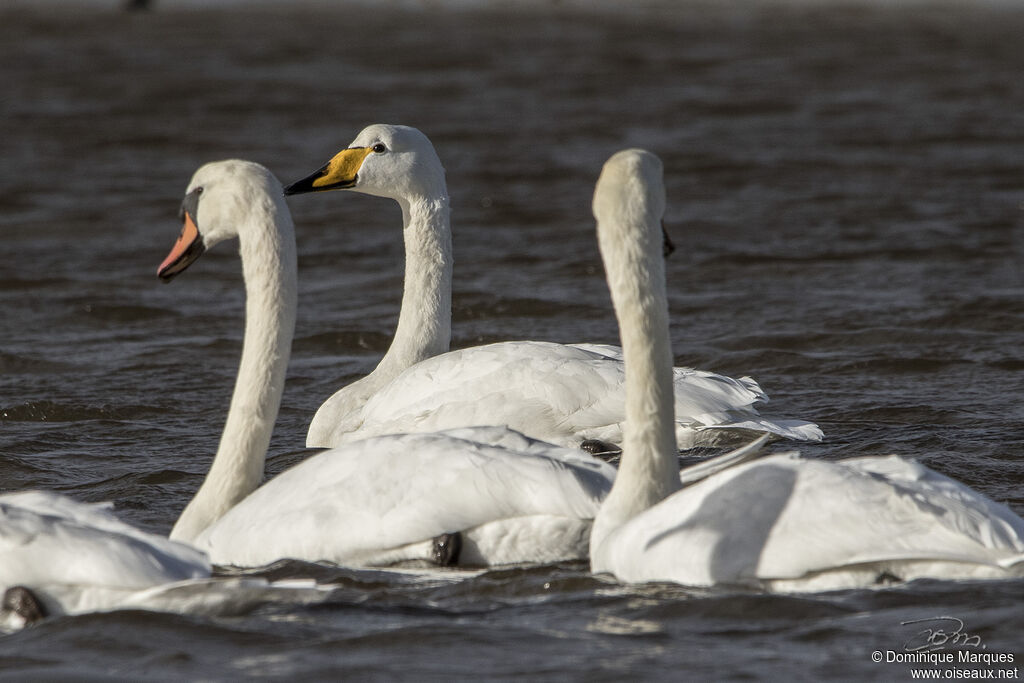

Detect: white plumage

[341,340,821,448]
[284,124,822,450]
[194,426,615,567]
[587,149,1024,592]
[595,452,1024,591]
[0,491,209,625]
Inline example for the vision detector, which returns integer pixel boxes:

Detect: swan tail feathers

[678,434,773,486]
[996,554,1024,572]
[697,418,824,443]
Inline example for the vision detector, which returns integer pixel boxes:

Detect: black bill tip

[157,235,206,283]
[284,165,339,196]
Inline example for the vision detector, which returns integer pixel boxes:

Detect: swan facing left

[0,491,209,629]
[160,160,616,568]
[588,149,1024,592]
[160,159,298,544]
[284,124,823,452]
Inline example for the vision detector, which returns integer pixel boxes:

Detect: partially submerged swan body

[195,429,775,569]
[594,451,1024,592]
[285,124,822,450]
[587,149,1024,592]
[161,160,615,568]
[0,491,209,629]
[326,341,821,450]
[193,426,615,567]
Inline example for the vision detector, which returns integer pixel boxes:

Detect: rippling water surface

[1,1,1022,679]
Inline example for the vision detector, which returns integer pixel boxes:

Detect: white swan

[162,160,298,544]
[160,160,616,567]
[284,124,823,451]
[0,490,209,628]
[0,159,314,627]
[587,149,1024,592]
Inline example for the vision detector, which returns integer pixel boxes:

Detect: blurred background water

[0,0,1022,679]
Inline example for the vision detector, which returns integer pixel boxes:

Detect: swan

[284,124,823,451]
[162,159,298,543]
[0,159,313,626]
[0,490,209,628]
[160,159,617,567]
[587,149,1024,592]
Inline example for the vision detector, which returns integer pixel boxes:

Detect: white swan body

[161,161,615,567]
[284,124,822,450]
[587,149,1024,592]
[335,340,821,449]
[193,426,615,567]
[0,491,209,626]
[594,452,1024,591]
[0,489,330,630]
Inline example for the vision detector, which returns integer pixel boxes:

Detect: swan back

[589,149,680,556]
[193,426,615,567]
[0,491,209,617]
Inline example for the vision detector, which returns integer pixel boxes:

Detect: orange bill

[157,211,205,282]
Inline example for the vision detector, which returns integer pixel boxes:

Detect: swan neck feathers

[171,163,297,542]
[305,126,452,447]
[375,190,452,378]
[363,125,452,374]
[590,150,680,554]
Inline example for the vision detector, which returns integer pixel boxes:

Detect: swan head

[158,160,284,282]
[593,149,667,263]
[283,124,447,203]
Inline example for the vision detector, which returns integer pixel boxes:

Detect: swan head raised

[593,149,667,268]
[284,124,447,204]
[158,160,284,282]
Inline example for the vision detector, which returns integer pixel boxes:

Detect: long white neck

[590,173,679,555]
[170,197,298,543]
[368,195,452,383]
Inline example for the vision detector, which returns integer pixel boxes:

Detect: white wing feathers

[0,491,209,596]
[195,427,616,567]
[598,453,1024,587]
[328,341,820,448]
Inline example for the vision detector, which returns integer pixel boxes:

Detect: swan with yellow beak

[284,124,823,452]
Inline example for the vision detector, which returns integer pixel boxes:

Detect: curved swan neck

[590,153,679,553]
[170,193,298,543]
[373,195,452,380]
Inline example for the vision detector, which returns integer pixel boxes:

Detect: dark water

[1,1,1023,679]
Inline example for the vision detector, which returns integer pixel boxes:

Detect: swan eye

[195,187,204,195]
[372,143,386,154]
